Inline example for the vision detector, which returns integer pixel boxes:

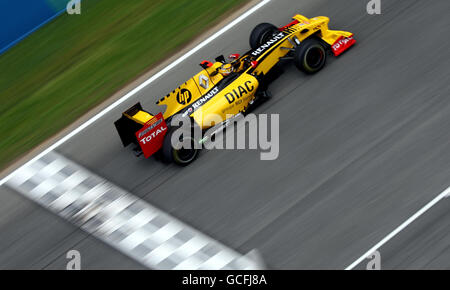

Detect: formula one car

[115,14,355,165]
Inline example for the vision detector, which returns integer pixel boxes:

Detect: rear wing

[114,103,168,158]
[114,103,145,147]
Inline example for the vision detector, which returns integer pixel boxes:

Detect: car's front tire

[294,38,327,74]
[249,23,279,50]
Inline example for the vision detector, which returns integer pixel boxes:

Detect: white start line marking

[6,151,263,270]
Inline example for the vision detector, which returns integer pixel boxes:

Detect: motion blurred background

[0,0,247,172]
[0,0,68,53]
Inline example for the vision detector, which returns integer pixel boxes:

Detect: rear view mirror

[200,60,213,69]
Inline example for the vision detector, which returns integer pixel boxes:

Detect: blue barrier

[0,0,68,55]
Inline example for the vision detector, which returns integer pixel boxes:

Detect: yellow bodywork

[124,62,225,127]
[124,110,153,125]
[125,14,353,130]
[192,73,259,128]
[158,62,224,119]
[252,15,353,75]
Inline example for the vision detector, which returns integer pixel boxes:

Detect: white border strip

[345,186,450,270]
[0,0,272,187]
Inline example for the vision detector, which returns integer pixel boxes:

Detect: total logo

[139,126,167,144]
[332,36,354,51]
[137,119,162,138]
[251,32,285,57]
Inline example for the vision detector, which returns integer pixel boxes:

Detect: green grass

[0,0,247,170]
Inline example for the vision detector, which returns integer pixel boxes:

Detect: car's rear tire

[294,38,327,74]
[162,127,199,166]
[250,23,279,50]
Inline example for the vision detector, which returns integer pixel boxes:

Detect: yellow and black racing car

[114,14,355,165]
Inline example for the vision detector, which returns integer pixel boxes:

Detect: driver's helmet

[218,63,234,76]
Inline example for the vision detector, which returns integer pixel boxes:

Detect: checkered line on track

[5,151,261,270]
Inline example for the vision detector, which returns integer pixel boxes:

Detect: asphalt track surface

[1,0,450,269]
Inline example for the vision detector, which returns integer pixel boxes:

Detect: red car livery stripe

[135,113,168,158]
[331,35,356,57]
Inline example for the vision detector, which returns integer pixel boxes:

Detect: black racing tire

[249,23,279,50]
[294,38,327,74]
[162,127,199,166]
